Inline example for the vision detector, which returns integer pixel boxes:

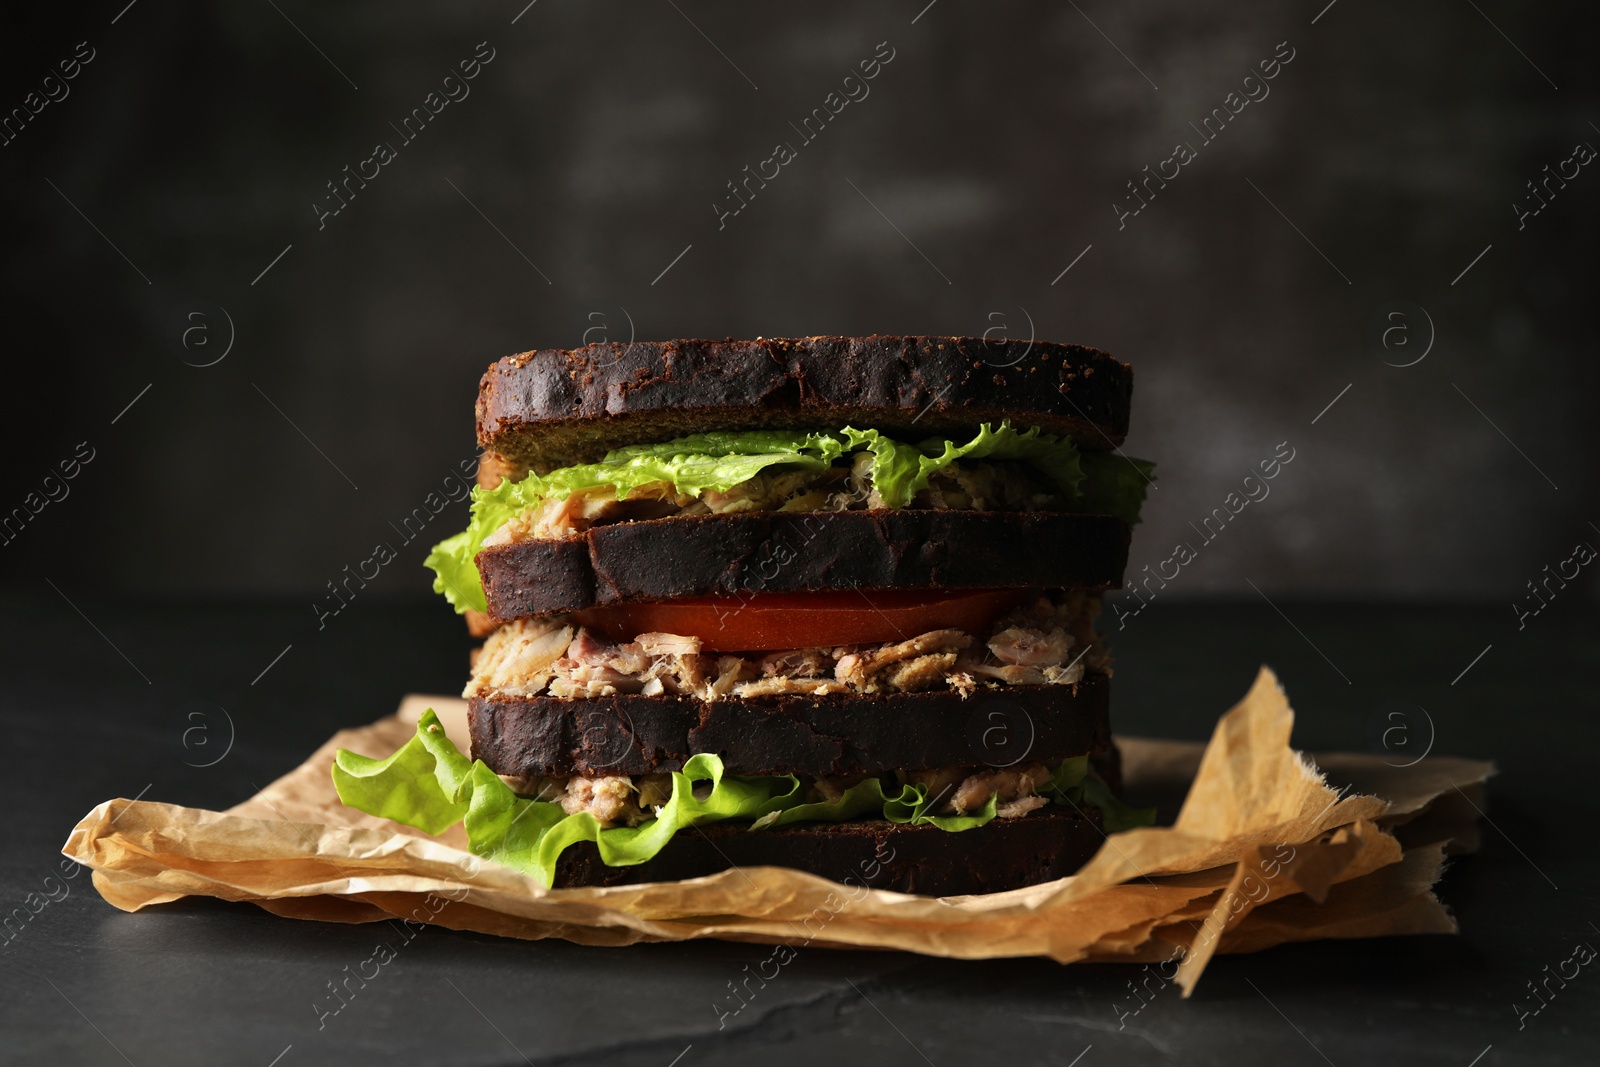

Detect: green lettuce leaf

[1077,451,1156,527]
[428,421,1150,614]
[334,711,1144,887]
[914,422,1087,504]
[837,422,1087,509]
[335,711,802,886]
[758,775,997,833]
[331,710,473,834]
[426,430,849,614]
[1048,755,1157,833]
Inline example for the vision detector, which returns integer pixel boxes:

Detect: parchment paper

[63,668,1491,993]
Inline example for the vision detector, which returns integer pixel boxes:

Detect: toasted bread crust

[476,335,1133,471]
[552,803,1108,894]
[477,509,1129,620]
[468,672,1111,778]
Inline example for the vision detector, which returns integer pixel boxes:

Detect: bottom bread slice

[554,806,1106,896]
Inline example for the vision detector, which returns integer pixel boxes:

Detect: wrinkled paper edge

[62,667,1494,992]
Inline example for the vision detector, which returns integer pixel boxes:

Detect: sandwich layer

[469,673,1112,779]
[467,592,1105,698]
[478,335,1133,470]
[505,753,1116,828]
[485,451,1093,541]
[552,806,1107,895]
[334,707,1142,893]
[477,509,1129,619]
[433,420,1152,617]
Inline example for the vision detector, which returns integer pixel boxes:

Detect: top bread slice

[477,335,1133,472]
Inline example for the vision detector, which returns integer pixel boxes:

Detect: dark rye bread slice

[478,509,1129,620]
[554,805,1106,894]
[464,453,529,637]
[477,335,1133,471]
[469,671,1111,778]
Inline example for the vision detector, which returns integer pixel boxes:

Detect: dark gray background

[2,0,1595,606]
[3,6,1600,1065]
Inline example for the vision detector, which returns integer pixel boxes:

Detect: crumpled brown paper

[63,668,1491,993]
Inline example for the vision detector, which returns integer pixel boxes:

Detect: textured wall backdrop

[2,1,1595,603]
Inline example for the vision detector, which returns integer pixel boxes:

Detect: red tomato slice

[573,588,1033,651]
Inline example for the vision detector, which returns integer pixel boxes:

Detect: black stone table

[2,593,1595,1066]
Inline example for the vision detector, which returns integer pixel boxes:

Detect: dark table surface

[2,593,1595,1067]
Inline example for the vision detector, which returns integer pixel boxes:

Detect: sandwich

[334,336,1155,896]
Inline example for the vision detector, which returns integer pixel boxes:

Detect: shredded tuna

[559,776,637,824]
[636,632,702,656]
[759,648,831,678]
[469,597,1105,701]
[1044,661,1086,685]
[464,619,573,698]
[884,652,959,691]
[964,661,1050,686]
[732,677,847,699]
[701,484,762,514]
[635,774,673,809]
[607,644,651,675]
[835,629,972,690]
[700,656,754,698]
[994,593,1108,675]
[778,489,833,512]
[946,763,1051,815]
[548,660,644,699]
[659,653,710,695]
[567,627,613,666]
[903,767,965,808]
[950,465,994,509]
[486,456,1063,544]
[996,795,1050,819]
[506,483,685,541]
[625,634,711,696]
[524,761,1066,829]
[698,467,848,514]
[988,626,1075,667]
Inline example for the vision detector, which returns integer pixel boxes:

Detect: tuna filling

[506,761,1065,830]
[465,592,1108,701]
